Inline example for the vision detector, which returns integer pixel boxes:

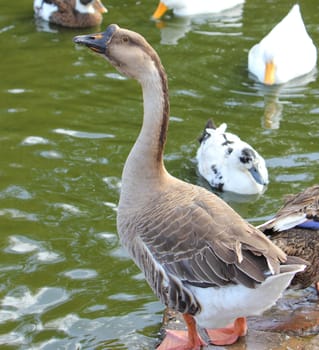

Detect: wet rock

[248,287,319,336]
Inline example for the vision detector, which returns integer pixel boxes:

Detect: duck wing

[258,185,319,232]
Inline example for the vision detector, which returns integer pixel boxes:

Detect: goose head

[73,24,161,82]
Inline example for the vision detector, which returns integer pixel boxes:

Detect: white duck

[74,24,305,350]
[248,4,317,85]
[152,0,245,19]
[196,119,269,195]
[34,0,107,28]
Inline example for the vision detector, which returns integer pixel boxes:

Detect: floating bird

[152,0,245,19]
[248,4,317,85]
[74,24,305,349]
[258,185,319,293]
[196,119,269,195]
[34,0,107,28]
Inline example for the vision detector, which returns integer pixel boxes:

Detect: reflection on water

[1,0,319,349]
[249,69,318,129]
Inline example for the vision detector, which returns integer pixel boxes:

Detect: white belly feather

[190,265,304,328]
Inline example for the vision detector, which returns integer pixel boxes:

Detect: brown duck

[34,0,107,28]
[73,25,306,350]
[258,185,319,293]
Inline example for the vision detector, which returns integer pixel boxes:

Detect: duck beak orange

[152,2,168,19]
[95,0,108,14]
[264,61,276,85]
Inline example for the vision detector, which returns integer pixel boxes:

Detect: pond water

[1,1,319,349]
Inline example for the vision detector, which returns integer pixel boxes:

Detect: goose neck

[120,62,170,205]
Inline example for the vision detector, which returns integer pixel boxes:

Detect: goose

[73,24,306,349]
[258,185,319,294]
[248,4,317,85]
[34,0,107,28]
[196,119,269,195]
[152,0,245,19]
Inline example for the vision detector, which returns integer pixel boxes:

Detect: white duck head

[248,4,317,85]
[196,120,269,195]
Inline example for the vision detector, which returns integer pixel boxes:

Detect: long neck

[119,59,170,208]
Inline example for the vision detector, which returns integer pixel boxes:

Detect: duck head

[76,0,107,14]
[152,0,185,19]
[238,147,268,186]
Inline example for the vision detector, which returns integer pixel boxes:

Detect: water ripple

[0,209,37,221]
[1,286,69,320]
[63,269,98,280]
[54,128,115,139]
[267,152,319,168]
[0,185,32,200]
[21,136,51,146]
[0,25,14,34]
[0,332,25,346]
[6,235,40,254]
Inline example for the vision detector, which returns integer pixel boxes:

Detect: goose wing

[138,183,286,291]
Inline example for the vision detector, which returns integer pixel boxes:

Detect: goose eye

[122,36,129,43]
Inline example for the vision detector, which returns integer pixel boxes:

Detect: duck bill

[73,25,117,54]
[264,61,276,85]
[95,0,108,14]
[152,1,168,19]
[249,166,266,186]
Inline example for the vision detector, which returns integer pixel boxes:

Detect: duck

[248,4,317,85]
[258,185,319,293]
[73,24,306,349]
[196,119,269,195]
[33,0,107,28]
[152,0,245,19]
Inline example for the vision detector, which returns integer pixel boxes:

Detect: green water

[1,1,319,349]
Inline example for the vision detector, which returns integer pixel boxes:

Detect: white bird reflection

[250,69,317,129]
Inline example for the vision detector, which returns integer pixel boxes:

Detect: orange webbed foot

[158,313,207,350]
[157,329,206,350]
[205,317,247,346]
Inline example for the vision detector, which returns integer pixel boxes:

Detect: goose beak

[264,61,276,85]
[152,1,168,19]
[249,166,267,186]
[95,0,108,14]
[73,24,117,54]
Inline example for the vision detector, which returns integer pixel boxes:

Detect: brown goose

[258,185,319,293]
[34,0,107,28]
[73,25,305,349]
